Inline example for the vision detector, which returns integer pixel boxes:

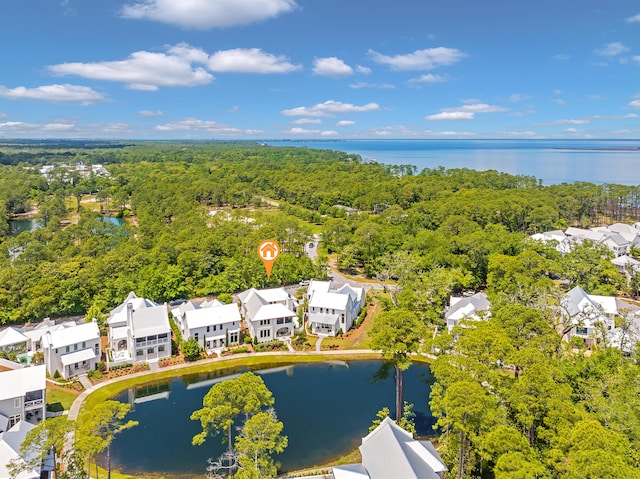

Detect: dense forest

[0,141,639,478]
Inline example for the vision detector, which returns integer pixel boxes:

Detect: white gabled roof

[310,292,350,311]
[0,365,46,401]
[253,304,296,322]
[360,417,447,479]
[60,348,97,366]
[108,292,158,325]
[185,303,241,330]
[0,327,28,348]
[0,420,40,479]
[307,280,332,298]
[131,304,170,338]
[446,293,490,321]
[43,321,99,349]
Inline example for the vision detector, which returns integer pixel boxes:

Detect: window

[158,333,168,341]
[9,415,21,428]
[206,326,210,333]
[195,333,199,341]
[229,332,239,343]
[158,345,165,352]
[277,318,285,325]
[14,398,21,409]
[66,346,70,353]
[75,363,79,370]
[259,320,270,326]
[136,349,144,357]
[74,344,78,351]
[82,341,86,348]
[259,329,271,338]
[147,347,155,354]
[95,344,99,355]
[576,327,588,335]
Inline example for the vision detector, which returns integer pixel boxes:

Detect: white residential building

[561,286,617,347]
[0,365,46,433]
[42,321,100,379]
[107,292,171,365]
[238,288,298,343]
[182,303,242,352]
[0,327,28,355]
[307,280,365,336]
[445,292,491,333]
[332,417,447,479]
[0,420,52,479]
[20,319,78,353]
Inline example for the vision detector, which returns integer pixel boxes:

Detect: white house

[0,365,46,433]
[306,280,365,336]
[107,292,171,365]
[332,417,447,479]
[445,292,491,333]
[182,303,242,352]
[42,321,100,379]
[238,288,298,343]
[0,328,28,356]
[611,254,640,277]
[0,419,53,479]
[561,286,617,347]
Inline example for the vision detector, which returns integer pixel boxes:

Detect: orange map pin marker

[258,239,280,280]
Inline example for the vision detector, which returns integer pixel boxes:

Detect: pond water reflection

[108,360,434,477]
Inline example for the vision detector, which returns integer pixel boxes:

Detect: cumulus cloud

[625,13,640,23]
[312,57,353,77]
[368,47,466,70]
[425,103,507,121]
[408,74,449,84]
[208,48,300,73]
[285,127,338,136]
[356,65,371,74]
[595,42,630,57]
[0,84,105,104]
[155,118,263,135]
[426,111,475,121]
[281,100,380,117]
[291,118,322,125]
[139,110,164,117]
[48,45,213,90]
[630,99,640,109]
[121,0,297,29]
[336,120,355,127]
[349,82,395,89]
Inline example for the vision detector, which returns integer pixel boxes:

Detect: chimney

[127,302,134,327]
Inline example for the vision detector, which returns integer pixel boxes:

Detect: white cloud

[356,65,371,74]
[121,0,297,29]
[552,54,570,61]
[553,98,566,105]
[595,42,630,57]
[425,103,506,121]
[0,84,105,104]
[543,118,590,125]
[508,93,526,103]
[426,111,475,121]
[422,129,477,137]
[139,110,164,117]
[0,113,6,119]
[208,48,300,73]
[625,13,640,23]
[408,74,449,84]
[48,45,213,90]
[632,56,640,64]
[336,120,355,127]
[630,99,640,109]
[155,117,263,135]
[349,82,395,89]
[285,127,337,136]
[312,57,353,77]
[281,100,380,117]
[291,118,322,125]
[368,47,466,70]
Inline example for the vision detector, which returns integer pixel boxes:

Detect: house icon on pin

[259,240,279,260]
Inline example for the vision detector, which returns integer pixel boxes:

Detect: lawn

[46,384,81,412]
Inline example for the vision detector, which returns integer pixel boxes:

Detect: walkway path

[77,374,92,390]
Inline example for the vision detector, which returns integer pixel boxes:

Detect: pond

[7,216,124,237]
[107,360,435,477]
[8,219,42,236]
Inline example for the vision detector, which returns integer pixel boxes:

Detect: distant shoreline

[551,147,640,152]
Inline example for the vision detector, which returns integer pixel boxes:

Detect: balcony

[25,398,44,409]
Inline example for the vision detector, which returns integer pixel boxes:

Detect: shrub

[244,335,253,345]
[53,370,60,379]
[181,338,203,362]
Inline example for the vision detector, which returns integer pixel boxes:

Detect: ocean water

[264,139,640,186]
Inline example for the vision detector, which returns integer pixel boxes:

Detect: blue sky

[0,0,639,139]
